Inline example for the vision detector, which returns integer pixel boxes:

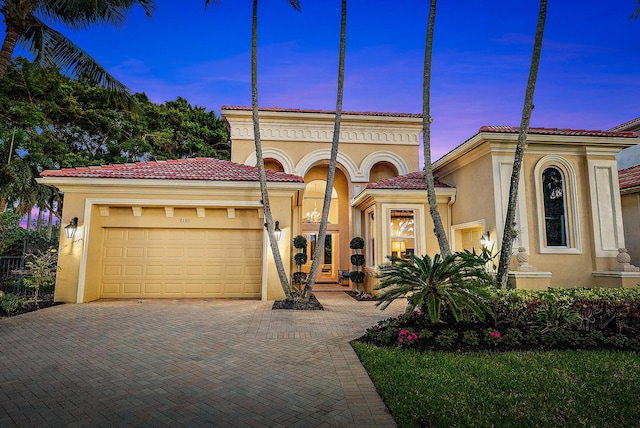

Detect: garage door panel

[100,227,262,299]
[123,283,142,294]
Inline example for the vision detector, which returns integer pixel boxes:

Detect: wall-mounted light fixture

[65,217,78,239]
[480,231,490,247]
[265,220,282,241]
[274,221,282,241]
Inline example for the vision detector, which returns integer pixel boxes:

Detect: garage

[100,227,263,299]
[39,157,304,302]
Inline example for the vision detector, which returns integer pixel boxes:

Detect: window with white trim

[534,155,581,254]
[542,167,568,247]
[365,207,376,267]
[390,209,415,259]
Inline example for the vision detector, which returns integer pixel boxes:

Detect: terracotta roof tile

[609,117,640,132]
[40,158,304,183]
[366,171,451,190]
[479,125,638,138]
[619,164,640,190]
[220,105,422,119]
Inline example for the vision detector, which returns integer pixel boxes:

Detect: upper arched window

[542,167,568,247]
[534,156,581,254]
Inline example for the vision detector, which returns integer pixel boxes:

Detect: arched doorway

[301,165,350,284]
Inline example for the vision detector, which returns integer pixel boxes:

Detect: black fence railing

[0,256,25,295]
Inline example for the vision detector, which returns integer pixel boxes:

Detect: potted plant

[292,235,308,294]
[349,237,366,292]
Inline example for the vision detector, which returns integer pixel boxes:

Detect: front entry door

[303,232,339,283]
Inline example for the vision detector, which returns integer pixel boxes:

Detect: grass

[352,342,640,427]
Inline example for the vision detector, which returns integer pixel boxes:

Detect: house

[39,107,640,303]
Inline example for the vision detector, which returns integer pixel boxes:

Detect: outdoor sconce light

[274,221,282,241]
[265,220,282,241]
[65,217,78,239]
[480,231,490,247]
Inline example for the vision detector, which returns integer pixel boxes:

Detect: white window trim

[534,156,582,254]
[365,206,376,268]
[381,203,426,261]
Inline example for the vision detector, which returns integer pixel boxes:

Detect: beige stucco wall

[40,179,302,303]
[222,108,422,182]
[433,131,636,289]
[622,192,640,266]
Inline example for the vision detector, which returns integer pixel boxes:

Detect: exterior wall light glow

[274,221,282,241]
[65,217,78,239]
[265,220,282,241]
[480,231,490,247]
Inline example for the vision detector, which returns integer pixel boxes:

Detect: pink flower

[399,338,404,343]
[490,331,501,338]
[374,325,380,329]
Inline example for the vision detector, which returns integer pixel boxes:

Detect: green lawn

[353,342,640,427]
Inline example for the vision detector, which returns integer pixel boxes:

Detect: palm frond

[37,0,155,29]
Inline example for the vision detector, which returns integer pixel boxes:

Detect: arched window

[542,167,568,247]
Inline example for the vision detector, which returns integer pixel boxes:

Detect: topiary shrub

[293,235,307,249]
[349,236,366,291]
[349,237,365,250]
[294,252,308,265]
[350,254,365,267]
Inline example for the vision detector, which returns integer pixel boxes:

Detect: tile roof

[40,158,304,183]
[619,164,640,191]
[479,125,638,138]
[609,117,640,132]
[366,171,451,190]
[220,105,422,119]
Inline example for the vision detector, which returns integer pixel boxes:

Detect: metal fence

[0,256,25,295]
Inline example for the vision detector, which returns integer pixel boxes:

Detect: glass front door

[303,232,338,283]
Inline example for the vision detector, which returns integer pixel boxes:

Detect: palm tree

[422,0,450,257]
[0,0,155,102]
[496,0,548,289]
[205,0,301,299]
[302,0,347,299]
[376,252,493,323]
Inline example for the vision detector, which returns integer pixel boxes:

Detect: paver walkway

[0,292,406,427]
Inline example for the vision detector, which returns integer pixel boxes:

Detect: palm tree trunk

[303,0,347,299]
[423,0,450,257]
[0,25,19,81]
[496,0,548,289]
[251,0,292,298]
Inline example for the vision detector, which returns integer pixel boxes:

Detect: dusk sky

[8,0,640,160]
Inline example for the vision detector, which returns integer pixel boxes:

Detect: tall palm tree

[205,0,301,299]
[302,0,347,299]
[422,0,450,257]
[496,0,548,289]
[0,0,155,101]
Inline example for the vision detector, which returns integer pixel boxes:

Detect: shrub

[293,252,307,266]
[349,270,365,284]
[350,254,365,267]
[0,293,27,316]
[376,252,494,323]
[349,237,364,250]
[293,235,307,249]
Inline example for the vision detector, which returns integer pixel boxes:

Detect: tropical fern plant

[376,252,494,323]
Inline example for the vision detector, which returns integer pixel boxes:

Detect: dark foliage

[358,288,640,352]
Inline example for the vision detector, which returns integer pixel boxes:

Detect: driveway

[0,292,406,427]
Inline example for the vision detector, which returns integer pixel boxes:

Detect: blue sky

[8,0,640,160]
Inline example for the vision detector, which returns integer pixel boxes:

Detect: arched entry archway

[301,164,350,284]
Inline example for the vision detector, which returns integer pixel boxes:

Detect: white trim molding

[534,155,582,254]
[243,147,297,175]
[587,159,625,257]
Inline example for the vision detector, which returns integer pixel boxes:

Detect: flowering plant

[398,329,419,347]
[484,329,502,346]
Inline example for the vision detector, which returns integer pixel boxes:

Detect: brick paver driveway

[0,292,406,427]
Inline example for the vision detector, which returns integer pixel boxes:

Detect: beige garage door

[100,228,263,299]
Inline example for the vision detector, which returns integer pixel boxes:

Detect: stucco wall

[50,183,301,303]
[622,193,640,268]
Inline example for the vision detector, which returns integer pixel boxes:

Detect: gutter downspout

[447,194,456,246]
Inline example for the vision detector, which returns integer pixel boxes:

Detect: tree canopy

[0,57,229,223]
